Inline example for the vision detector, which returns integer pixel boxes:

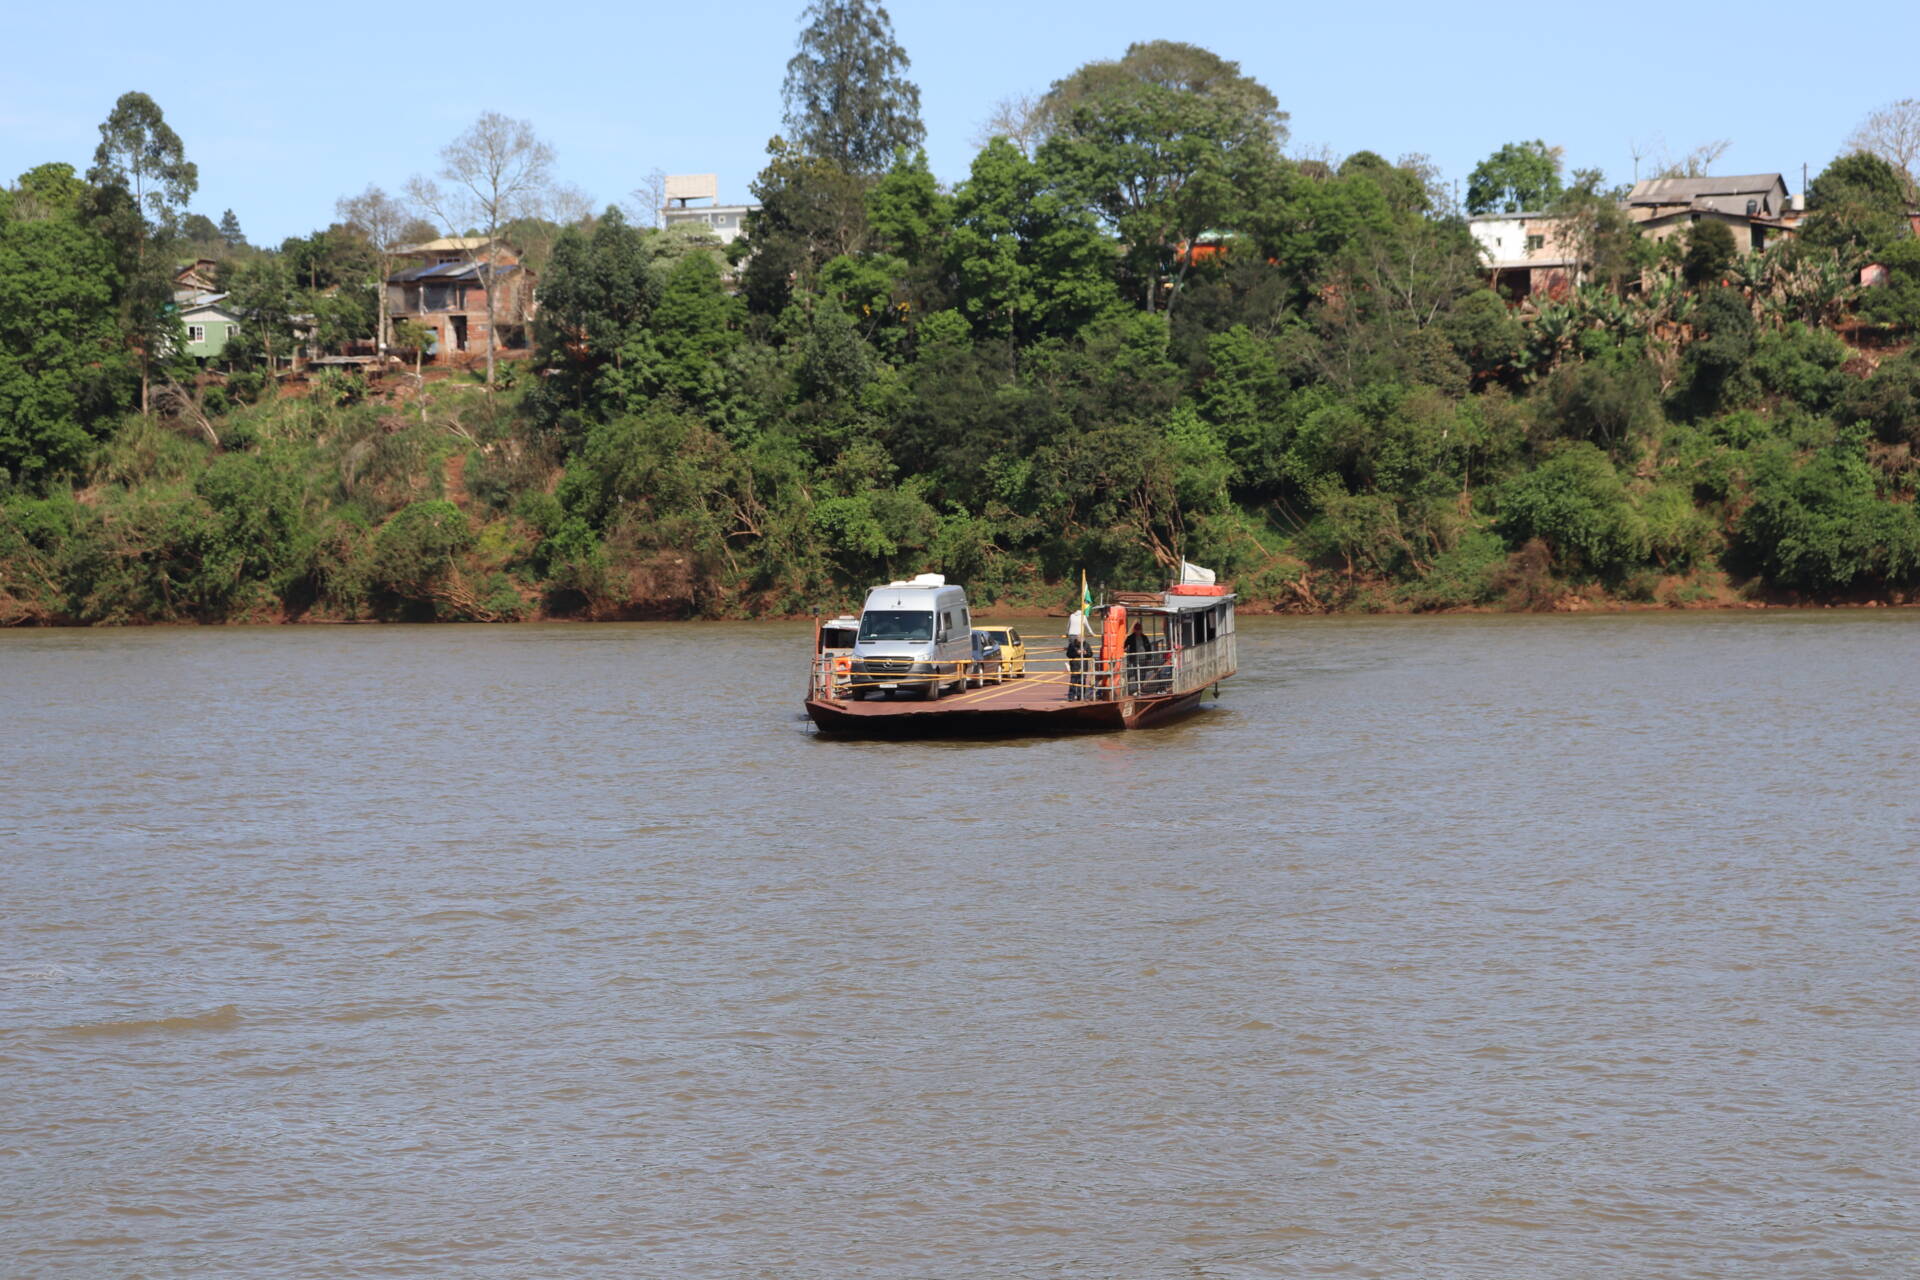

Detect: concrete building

[1469,212,1579,301]
[660,174,759,244]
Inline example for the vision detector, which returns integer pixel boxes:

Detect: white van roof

[882,573,946,588]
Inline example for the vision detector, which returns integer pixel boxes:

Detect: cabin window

[187,324,205,343]
[1525,234,1544,251]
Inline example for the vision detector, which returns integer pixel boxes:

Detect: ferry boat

[804,569,1236,735]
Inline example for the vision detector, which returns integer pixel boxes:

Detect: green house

[180,296,242,361]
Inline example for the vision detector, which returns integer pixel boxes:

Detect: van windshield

[860,610,934,642]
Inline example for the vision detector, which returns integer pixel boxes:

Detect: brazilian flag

[1079,571,1093,627]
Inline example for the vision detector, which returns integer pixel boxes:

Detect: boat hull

[804,686,1210,737]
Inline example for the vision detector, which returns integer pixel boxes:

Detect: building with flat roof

[661,173,758,245]
[1469,211,1578,301]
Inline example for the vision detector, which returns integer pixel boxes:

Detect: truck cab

[850,574,973,700]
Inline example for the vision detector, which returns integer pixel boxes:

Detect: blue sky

[3,0,1913,245]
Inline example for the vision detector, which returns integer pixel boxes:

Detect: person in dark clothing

[1065,614,1090,701]
[1123,622,1149,696]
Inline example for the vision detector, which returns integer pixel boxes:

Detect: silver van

[850,574,973,700]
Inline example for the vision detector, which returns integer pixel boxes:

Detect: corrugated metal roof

[1627,174,1785,204]
[388,261,521,284]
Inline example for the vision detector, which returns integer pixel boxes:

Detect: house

[660,174,759,245]
[179,293,241,361]
[386,237,536,358]
[1625,174,1798,254]
[173,258,220,302]
[1469,212,1579,301]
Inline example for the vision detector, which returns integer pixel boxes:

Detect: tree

[218,208,245,246]
[947,138,1120,349]
[1549,169,1645,294]
[1843,99,1920,204]
[4,163,90,222]
[1802,151,1911,256]
[1038,40,1287,316]
[627,167,668,229]
[0,209,132,484]
[781,0,924,175]
[1465,140,1562,214]
[1682,218,1736,286]
[529,207,664,432]
[408,111,556,385]
[1652,139,1730,179]
[740,136,871,315]
[971,92,1048,157]
[87,91,198,412]
[336,185,413,352]
[223,255,297,381]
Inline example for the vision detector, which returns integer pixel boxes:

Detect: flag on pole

[1079,570,1093,627]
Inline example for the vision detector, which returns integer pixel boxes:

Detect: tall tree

[782,0,924,175]
[1465,139,1562,214]
[223,255,297,382]
[87,91,198,412]
[0,187,133,484]
[740,137,872,315]
[1845,98,1920,204]
[947,138,1119,349]
[217,208,245,246]
[408,111,555,385]
[336,185,412,352]
[1038,40,1287,316]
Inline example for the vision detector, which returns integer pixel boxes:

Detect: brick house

[386,237,536,358]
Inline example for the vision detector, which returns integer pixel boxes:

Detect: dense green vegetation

[2,8,1918,624]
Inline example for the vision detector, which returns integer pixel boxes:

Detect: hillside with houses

[1,14,1917,624]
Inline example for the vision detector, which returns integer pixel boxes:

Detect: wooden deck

[804,669,1205,735]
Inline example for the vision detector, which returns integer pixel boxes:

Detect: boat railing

[807,633,1235,704]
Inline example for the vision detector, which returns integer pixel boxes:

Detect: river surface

[1,612,1915,1278]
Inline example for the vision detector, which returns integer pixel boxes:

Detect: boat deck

[821,669,1084,718]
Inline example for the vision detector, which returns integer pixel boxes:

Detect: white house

[1468,211,1577,301]
[660,173,759,245]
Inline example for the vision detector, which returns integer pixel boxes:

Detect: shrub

[1750,322,1850,411]
[1537,355,1660,455]
[1681,287,1757,415]
[1837,352,1920,448]
[1494,442,1645,577]
[1734,433,1919,590]
[370,500,471,601]
[1395,528,1508,610]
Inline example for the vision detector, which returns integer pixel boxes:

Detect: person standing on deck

[1124,621,1149,696]
[1066,613,1090,701]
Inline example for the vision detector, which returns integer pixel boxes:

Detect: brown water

[2,613,1915,1278]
